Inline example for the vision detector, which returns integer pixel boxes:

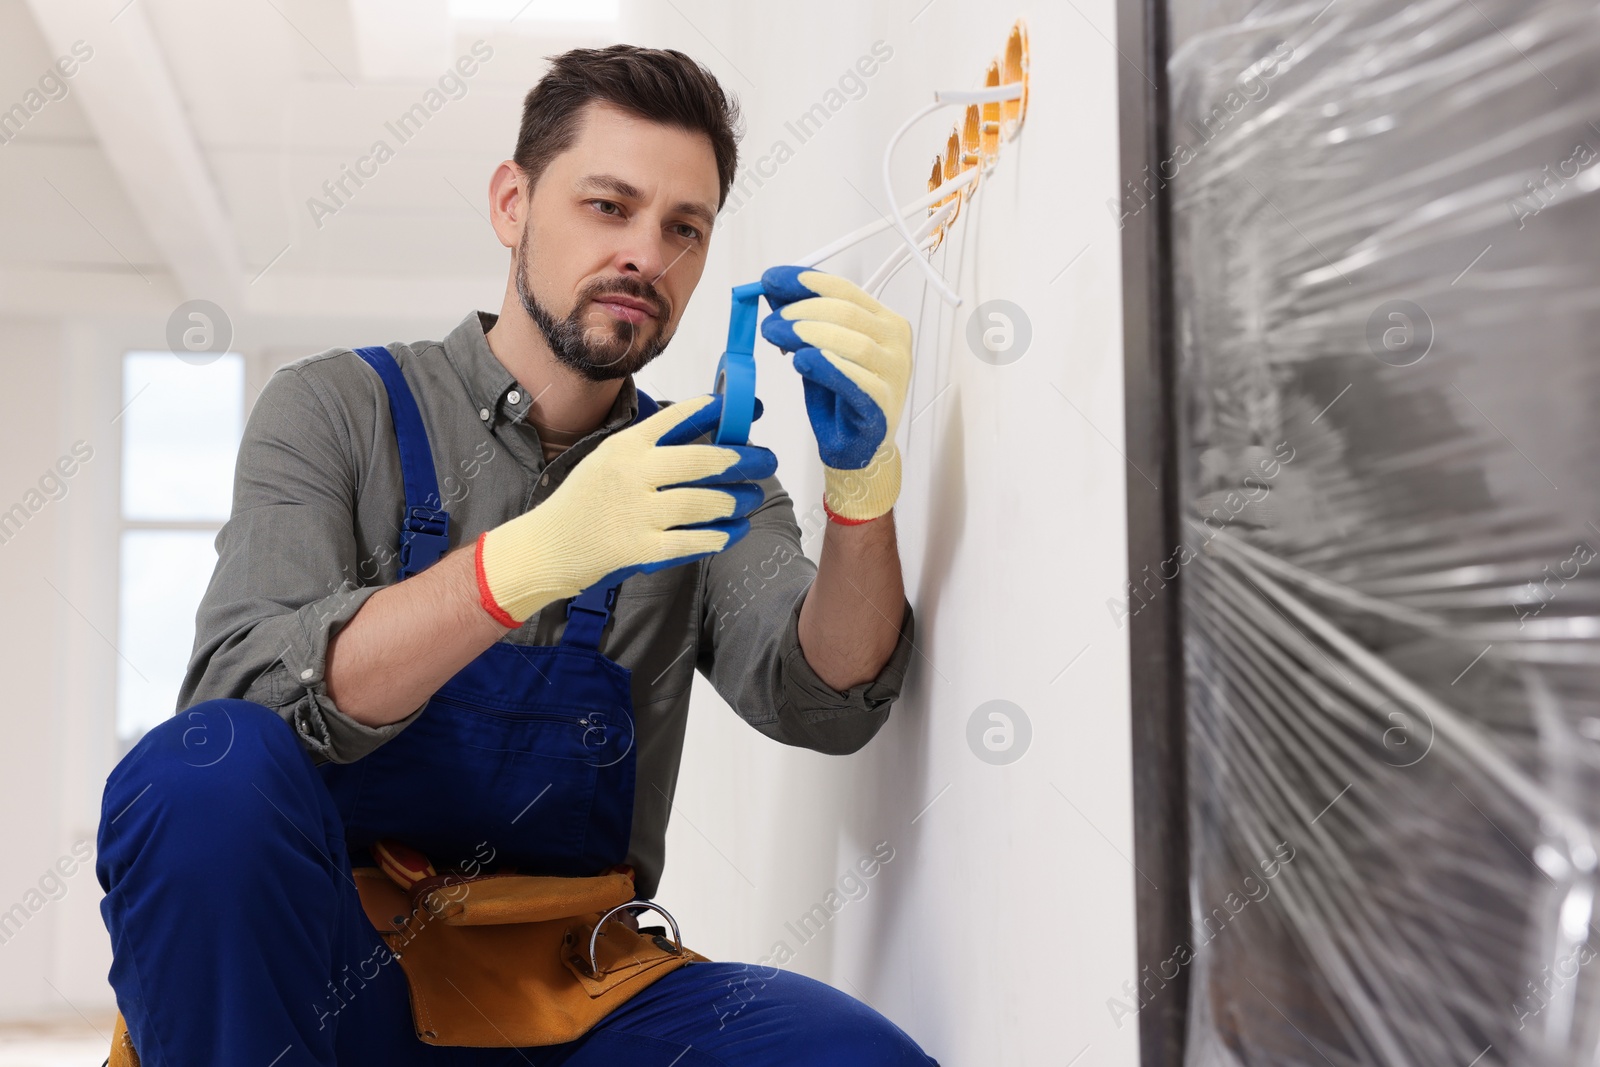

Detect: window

[116,351,245,746]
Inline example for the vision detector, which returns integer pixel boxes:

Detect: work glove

[758,266,912,523]
[475,393,774,627]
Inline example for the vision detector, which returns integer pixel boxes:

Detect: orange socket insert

[980,60,1002,165]
[906,18,1028,267]
[1002,20,1029,140]
[961,104,984,177]
[942,128,963,227]
[927,156,949,253]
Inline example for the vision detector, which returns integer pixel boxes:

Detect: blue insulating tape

[714,282,765,445]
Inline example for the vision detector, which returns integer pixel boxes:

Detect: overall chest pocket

[323,697,622,874]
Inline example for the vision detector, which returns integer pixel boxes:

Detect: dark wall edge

[1115,1,1190,1065]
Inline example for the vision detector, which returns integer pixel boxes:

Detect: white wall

[0,318,84,1013]
[632,4,1140,1065]
[0,3,1137,1064]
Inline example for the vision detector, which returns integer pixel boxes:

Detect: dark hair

[514,44,743,209]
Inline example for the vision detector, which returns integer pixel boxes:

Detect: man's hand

[477,393,776,627]
[758,266,913,524]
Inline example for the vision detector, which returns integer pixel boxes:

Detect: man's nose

[612,223,668,282]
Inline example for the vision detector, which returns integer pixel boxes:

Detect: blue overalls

[95,345,940,1066]
[317,346,649,880]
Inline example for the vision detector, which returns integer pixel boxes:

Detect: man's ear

[488,161,526,250]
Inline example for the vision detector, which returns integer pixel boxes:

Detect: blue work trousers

[96,700,940,1066]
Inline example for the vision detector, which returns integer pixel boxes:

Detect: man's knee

[111,699,303,786]
[98,700,325,885]
[775,975,937,1066]
[684,963,939,1065]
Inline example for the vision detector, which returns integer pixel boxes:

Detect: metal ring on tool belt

[588,899,684,975]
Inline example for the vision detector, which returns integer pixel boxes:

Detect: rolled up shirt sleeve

[175,365,425,766]
[696,472,916,755]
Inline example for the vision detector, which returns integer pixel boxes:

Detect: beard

[514,226,673,383]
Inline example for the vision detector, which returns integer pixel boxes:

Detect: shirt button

[508,390,521,404]
[300,668,316,681]
[540,473,550,487]
[478,408,490,421]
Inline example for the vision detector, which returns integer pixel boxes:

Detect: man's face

[513,101,721,382]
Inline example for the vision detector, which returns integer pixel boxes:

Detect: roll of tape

[713,282,765,445]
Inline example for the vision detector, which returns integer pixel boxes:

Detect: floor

[0,1018,113,1067]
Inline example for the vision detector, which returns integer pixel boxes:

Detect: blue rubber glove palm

[759,266,912,522]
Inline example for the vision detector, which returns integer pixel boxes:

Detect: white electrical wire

[864,198,958,296]
[869,235,936,298]
[862,236,925,299]
[880,100,959,306]
[796,167,979,268]
[792,80,1022,299]
[934,84,1024,105]
[866,200,954,293]
[877,81,1025,308]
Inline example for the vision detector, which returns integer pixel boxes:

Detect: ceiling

[0,0,626,319]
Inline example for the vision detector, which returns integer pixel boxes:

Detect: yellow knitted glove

[474,394,774,627]
[759,266,913,523]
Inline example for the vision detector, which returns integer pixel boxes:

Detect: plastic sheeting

[1162,1,1600,1064]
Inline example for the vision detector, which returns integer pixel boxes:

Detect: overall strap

[635,388,660,421]
[354,346,451,580]
[561,386,657,650]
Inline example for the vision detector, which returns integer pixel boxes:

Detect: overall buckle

[399,505,451,576]
[565,584,620,619]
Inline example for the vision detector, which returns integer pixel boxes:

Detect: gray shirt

[176,310,916,898]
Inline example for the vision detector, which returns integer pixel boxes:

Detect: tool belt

[103,839,705,1063]
[354,839,709,1047]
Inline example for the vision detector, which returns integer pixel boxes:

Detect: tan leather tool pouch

[352,851,708,1047]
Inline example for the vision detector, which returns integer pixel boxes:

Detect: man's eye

[674,224,702,240]
[592,200,621,216]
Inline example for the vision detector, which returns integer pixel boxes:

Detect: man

[96,44,936,1066]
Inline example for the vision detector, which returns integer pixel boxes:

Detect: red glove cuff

[823,498,884,526]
